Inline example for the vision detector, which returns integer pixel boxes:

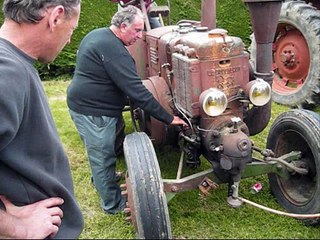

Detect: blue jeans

[69,109,125,214]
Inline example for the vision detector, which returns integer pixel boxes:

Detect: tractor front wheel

[123,132,172,238]
[267,109,320,225]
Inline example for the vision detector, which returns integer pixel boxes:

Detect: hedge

[0,0,251,79]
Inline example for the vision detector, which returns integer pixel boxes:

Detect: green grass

[44,80,320,239]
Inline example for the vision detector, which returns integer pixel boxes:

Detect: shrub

[0,0,251,79]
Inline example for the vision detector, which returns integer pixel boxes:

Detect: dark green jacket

[67,27,173,124]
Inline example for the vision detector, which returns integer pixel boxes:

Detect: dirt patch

[48,95,66,101]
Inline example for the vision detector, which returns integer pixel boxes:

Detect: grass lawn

[45,79,320,239]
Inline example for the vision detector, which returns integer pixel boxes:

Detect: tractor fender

[142,76,174,145]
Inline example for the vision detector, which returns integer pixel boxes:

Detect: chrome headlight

[246,79,271,106]
[199,88,227,117]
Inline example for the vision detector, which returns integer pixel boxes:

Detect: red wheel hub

[272,26,310,93]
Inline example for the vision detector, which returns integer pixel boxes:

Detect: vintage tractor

[250,0,320,108]
[114,0,320,238]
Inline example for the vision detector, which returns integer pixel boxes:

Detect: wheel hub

[280,50,296,67]
[273,27,310,92]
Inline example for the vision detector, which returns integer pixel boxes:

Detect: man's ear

[48,5,65,32]
[120,22,127,33]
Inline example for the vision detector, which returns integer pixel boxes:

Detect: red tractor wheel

[250,1,320,108]
[272,28,310,101]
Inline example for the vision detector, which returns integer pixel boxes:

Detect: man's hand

[0,195,64,239]
[170,116,188,126]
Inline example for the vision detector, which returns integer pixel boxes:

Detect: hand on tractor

[171,116,188,126]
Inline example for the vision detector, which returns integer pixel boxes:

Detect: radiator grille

[173,53,200,117]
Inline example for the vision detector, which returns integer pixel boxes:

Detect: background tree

[0,0,251,79]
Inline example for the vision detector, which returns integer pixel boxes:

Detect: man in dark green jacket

[67,5,185,214]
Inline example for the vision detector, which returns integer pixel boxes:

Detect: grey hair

[111,5,143,28]
[2,0,80,23]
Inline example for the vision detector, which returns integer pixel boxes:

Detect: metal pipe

[239,197,320,219]
[201,0,216,30]
[242,0,282,135]
[140,0,151,31]
[246,0,282,73]
[176,152,184,180]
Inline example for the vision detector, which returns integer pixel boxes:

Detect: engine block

[171,28,250,117]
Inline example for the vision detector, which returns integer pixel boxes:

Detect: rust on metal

[198,177,219,196]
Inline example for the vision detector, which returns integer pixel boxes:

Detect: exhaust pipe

[242,0,282,135]
[201,0,216,30]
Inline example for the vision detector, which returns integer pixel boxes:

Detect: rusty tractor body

[116,0,320,238]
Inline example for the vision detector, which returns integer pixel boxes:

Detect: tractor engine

[140,24,270,190]
[171,27,255,179]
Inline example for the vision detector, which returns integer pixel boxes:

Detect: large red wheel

[272,28,310,98]
[250,1,320,108]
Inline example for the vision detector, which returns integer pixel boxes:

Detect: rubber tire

[249,0,320,108]
[267,109,320,225]
[123,132,172,239]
